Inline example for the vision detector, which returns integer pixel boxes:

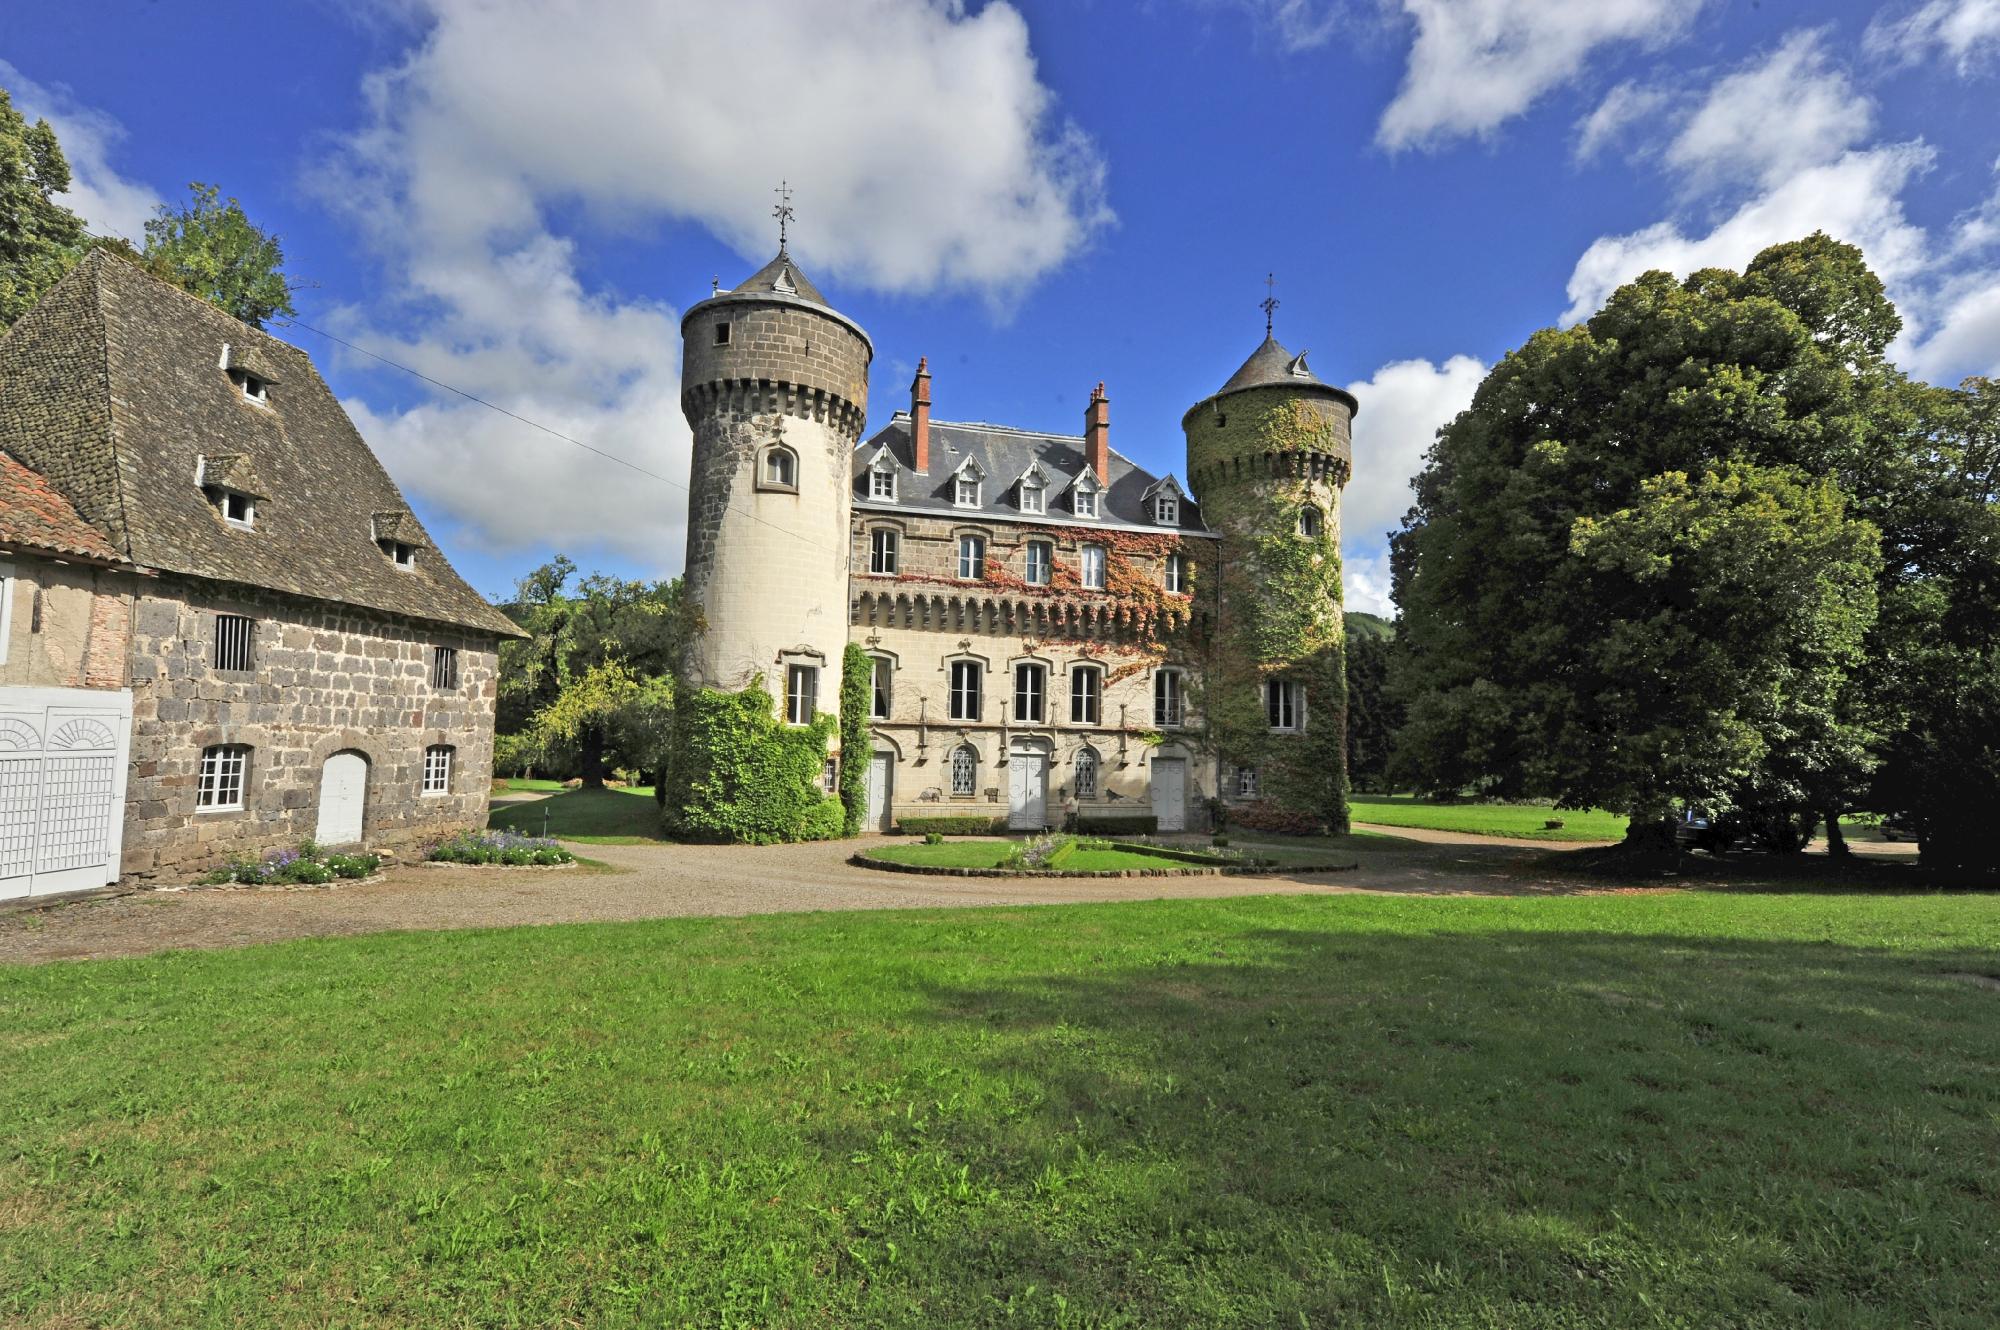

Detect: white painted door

[866,752,892,832]
[315,751,368,846]
[1008,752,1047,830]
[0,688,132,901]
[1151,758,1186,832]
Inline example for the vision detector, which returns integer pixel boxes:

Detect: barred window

[1014,662,1046,724]
[949,660,982,721]
[1154,669,1184,727]
[950,744,978,796]
[1025,540,1052,586]
[869,528,900,575]
[214,613,254,671]
[1236,765,1259,798]
[423,744,453,795]
[1074,747,1098,800]
[431,645,459,690]
[786,665,819,726]
[1070,665,1101,725]
[197,744,250,811]
[1080,544,1106,590]
[823,758,839,794]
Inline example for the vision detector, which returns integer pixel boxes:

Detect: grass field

[487,786,663,843]
[1351,795,1630,841]
[867,841,1222,872]
[4,891,1997,1326]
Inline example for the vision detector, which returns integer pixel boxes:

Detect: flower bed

[427,830,575,866]
[204,842,380,887]
[858,834,1355,879]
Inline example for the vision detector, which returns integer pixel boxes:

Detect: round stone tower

[678,247,872,709]
[1182,334,1357,831]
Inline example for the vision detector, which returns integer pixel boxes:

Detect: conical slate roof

[730,248,828,306]
[1217,334,1325,395]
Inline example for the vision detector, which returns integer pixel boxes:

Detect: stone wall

[0,556,133,690]
[121,576,500,879]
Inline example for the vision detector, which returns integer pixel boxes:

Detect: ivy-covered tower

[1182,333,1357,832]
[677,245,872,703]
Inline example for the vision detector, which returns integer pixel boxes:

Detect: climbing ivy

[660,681,845,844]
[839,642,871,835]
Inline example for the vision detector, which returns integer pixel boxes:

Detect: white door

[0,688,132,901]
[1008,752,1047,830]
[315,751,368,845]
[866,752,893,832]
[1152,757,1186,832]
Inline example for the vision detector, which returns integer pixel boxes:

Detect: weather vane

[773,181,795,251]
[1261,272,1279,338]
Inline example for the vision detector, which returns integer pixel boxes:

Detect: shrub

[428,830,575,866]
[1228,801,1325,835]
[838,643,872,836]
[202,841,367,886]
[898,815,1005,836]
[1073,813,1159,835]
[661,682,845,844]
[922,832,945,846]
[322,853,380,879]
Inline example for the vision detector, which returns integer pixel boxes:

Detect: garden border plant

[203,840,381,887]
[854,832,1356,879]
[426,830,575,866]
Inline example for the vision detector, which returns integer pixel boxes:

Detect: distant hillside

[1346,610,1396,641]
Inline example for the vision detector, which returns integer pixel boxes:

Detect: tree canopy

[142,182,296,329]
[0,87,86,329]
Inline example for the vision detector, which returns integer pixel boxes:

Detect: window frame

[1013,662,1046,724]
[1298,505,1323,538]
[1236,765,1259,798]
[1154,668,1184,728]
[1074,746,1099,800]
[1164,551,1187,594]
[1073,485,1099,519]
[213,612,255,673]
[785,663,820,726]
[869,462,896,500]
[1079,543,1106,591]
[957,533,986,581]
[1020,479,1045,515]
[0,560,13,668]
[197,744,250,812]
[869,527,900,576]
[1025,539,1053,586]
[1069,664,1102,726]
[949,659,983,722]
[822,758,840,795]
[870,655,893,720]
[431,645,460,691]
[221,491,256,529]
[1155,494,1179,526]
[1266,679,1303,732]
[760,446,799,493]
[423,744,454,796]
[953,471,983,508]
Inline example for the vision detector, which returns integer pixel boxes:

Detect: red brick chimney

[1084,381,1109,484]
[910,357,932,473]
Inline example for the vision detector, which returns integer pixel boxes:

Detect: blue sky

[5,0,1998,614]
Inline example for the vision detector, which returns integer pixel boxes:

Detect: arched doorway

[315,751,368,845]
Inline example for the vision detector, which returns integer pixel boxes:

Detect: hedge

[661,681,845,844]
[1072,812,1159,835]
[896,815,1007,836]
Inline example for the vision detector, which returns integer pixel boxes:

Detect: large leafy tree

[1343,614,1401,792]
[1392,236,1901,850]
[497,557,687,787]
[0,87,86,329]
[142,182,295,329]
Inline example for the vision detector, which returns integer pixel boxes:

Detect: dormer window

[950,458,985,508]
[1155,495,1179,525]
[869,460,896,500]
[1072,482,1099,519]
[227,368,269,404]
[1020,478,1045,514]
[221,491,255,529]
[386,541,417,570]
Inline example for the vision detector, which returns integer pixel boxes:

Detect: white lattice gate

[0,687,132,901]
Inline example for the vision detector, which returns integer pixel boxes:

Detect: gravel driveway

[0,831,1586,965]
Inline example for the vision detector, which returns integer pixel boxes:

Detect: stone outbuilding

[0,250,521,895]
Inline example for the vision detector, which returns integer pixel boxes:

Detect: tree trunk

[1822,810,1849,857]
[579,725,608,789]
[1622,801,1681,857]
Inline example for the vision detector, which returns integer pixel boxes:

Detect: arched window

[762,446,798,491]
[950,744,978,796]
[1074,747,1099,800]
[1298,505,1323,538]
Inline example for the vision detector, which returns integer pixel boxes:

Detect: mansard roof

[0,249,519,636]
[853,414,1214,536]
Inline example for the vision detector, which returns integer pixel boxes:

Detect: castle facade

[677,248,1355,835]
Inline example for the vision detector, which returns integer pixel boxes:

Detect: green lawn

[487,785,664,843]
[498,777,570,793]
[1351,795,1630,841]
[4,892,1997,1326]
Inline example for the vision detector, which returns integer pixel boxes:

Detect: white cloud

[1663,31,1873,190]
[1340,353,1487,616]
[1573,81,1671,163]
[1377,0,1703,151]
[1231,0,1345,51]
[1865,0,2000,74]
[320,0,1109,571]
[1904,274,2000,381]
[1561,143,1935,324]
[0,60,161,241]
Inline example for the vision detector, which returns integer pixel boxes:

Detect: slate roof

[678,247,873,351]
[853,414,1214,537]
[1185,334,1359,423]
[0,450,126,563]
[733,248,828,305]
[0,249,519,637]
